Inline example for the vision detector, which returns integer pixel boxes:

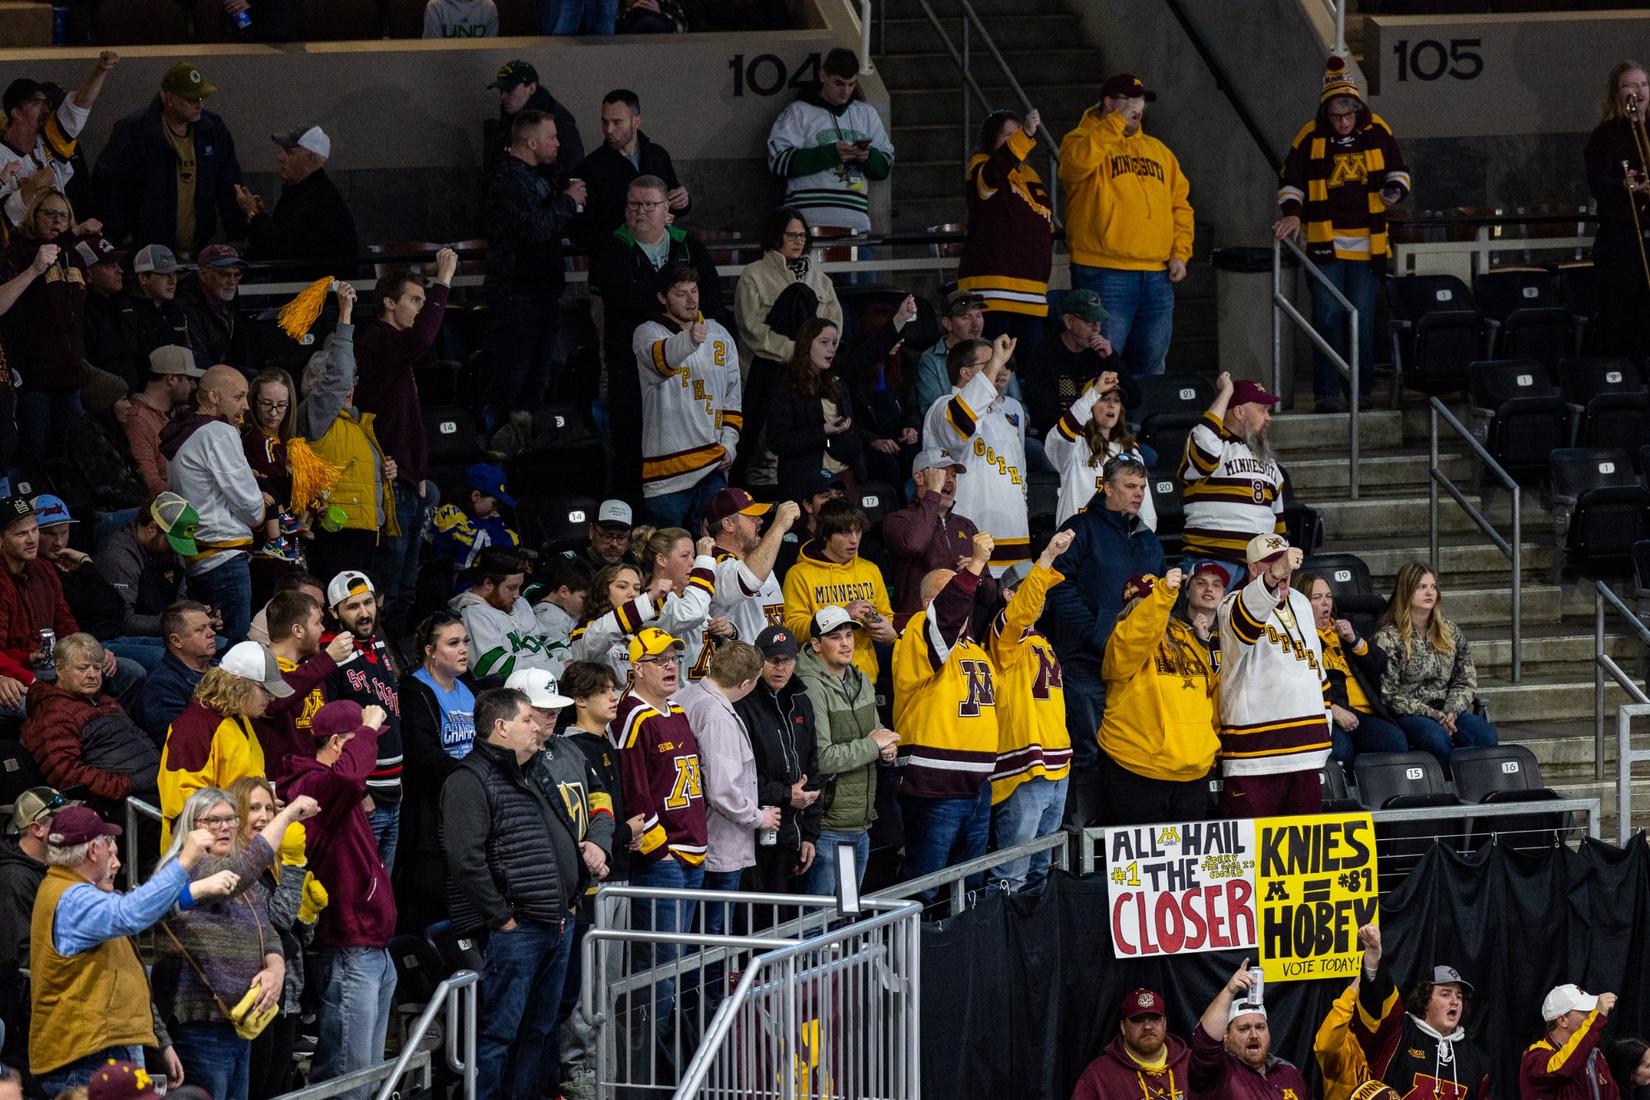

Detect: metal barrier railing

[582,886,921,1098]
[1428,396,1522,681]
[1616,702,1650,845]
[1595,582,1650,782]
[1272,235,1360,498]
[125,795,162,885]
[865,829,1070,916]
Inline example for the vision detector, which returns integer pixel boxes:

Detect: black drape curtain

[920,837,1650,1099]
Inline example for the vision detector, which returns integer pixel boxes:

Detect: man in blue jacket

[1047,455,1163,825]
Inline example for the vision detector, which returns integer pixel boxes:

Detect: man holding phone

[766,47,895,237]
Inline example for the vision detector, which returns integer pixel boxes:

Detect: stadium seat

[388,933,446,1047]
[1557,261,1599,352]
[1279,471,1322,556]
[1134,374,1212,467]
[1549,447,1649,580]
[1385,274,1485,395]
[1149,472,1185,559]
[1302,552,1386,633]
[1449,743,1542,802]
[505,440,608,498]
[1320,761,1360,811]
[1027,469,1061,549]
[1473,268,1574,370]
[1465,360,1569,482]
[1556,357,1650,453]
[853,480,901,532]
[422,405,482,466]
[515,495,599,555]
[0,740,41,806]
[426,920,486,975]
[1354,750,1449,807]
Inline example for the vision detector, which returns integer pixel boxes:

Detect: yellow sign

[1253,812,1379,982]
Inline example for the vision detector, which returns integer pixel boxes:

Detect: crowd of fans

[0,27,1576,1100]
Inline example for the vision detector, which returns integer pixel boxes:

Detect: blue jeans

[312,946,396,1100]
[802,829,870,896]
[486,293,559,433]
[105,634,167,672]
[537,0,616,33]
[1396,712,1499,774]
[700,868,745,938]
[15,387,82,469]
[1063,661,1105,772]
[372,480,435,641]
[988,776,1068,891]
[188,554,253,646]
[477,919,575,1100]
[1071,265,1176,376]
[37,1044,144,1095]
[172,1020,251,1100]
[645,471,726,532]
[1309,258,1380,403]
[898,785,993,904]
[628,857,705,1029]
[368,801,400,878]
[1329,711,1409,769]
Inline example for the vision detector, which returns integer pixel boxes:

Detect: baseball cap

[595,499,633,528]
[942,289,986,317]
[754,624,798,659]
[2,78,44,117]
[1063,288,1110,324]
[197,242,249,269]
[912,448,966,476]
[1000,561,1033,592]
[327,570,376,609]
[0,495,35,533]
[1100,72,1157,102]
[75,234,127,267]
[488,60,539,91]
[88,1059,160,1100]
[704,487,771,529]
[1245,533,1291,565]
[148,345,204,378]
[811,605,863,638]
[628,627,684,664]
[312,699,364,742]
[506,667,574,709]
[1121,987,1167,1020]
[47,805,122,846]
[799,470,849,500]
[10,786,76,833]
[220,640,295,699]
[272,124,332,159]
[1190,561,1229,584]
[161,62,216,98]
[1541,983,1597,1022]
[1430,964,1474,994]
[1228,997,1267,1024]
[133,243,185,275]
[1121,572,1156,602]
[30,494,75,529]
[1230,379,1280,408]
[150,491,200,556]
[464,462,516,508]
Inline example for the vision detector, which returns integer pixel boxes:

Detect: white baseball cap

[327,570,376,608]
[1245,533,1291,565]
[220,641,294,699]
[506,668,573,709]
[1541,984,1598,1022]
[810,605,863,638]
[1228,998,1267,1025]
[272,125,332,159]
[595,499,633,528]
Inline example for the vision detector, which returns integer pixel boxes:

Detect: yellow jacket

[1315,983,1370,1100]
[1098,583,1218,781]
[303,410,398,537]
[988,564,1072,804]
[158,701,267,851]
[1058,108,1194,270]
[781,540,894,685]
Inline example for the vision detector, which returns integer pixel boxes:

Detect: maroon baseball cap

[704,487,772,529]
[47,805,122,846]
[1190,561,1229,584]
[1100,73,1157,102]
[1121,572,1156,602]
[1121,987,1167,1019]
[74,234,127,267]
[312,699,364,742]
[1230,379,1280,408]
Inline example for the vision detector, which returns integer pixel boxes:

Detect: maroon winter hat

[1121,987,1167,1019]
[1100,73,1157,103]
[1121,573,1156,603]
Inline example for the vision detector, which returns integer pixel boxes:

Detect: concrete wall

[0,5,886,242]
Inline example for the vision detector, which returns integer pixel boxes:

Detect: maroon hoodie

[1073,1032,1191,1100]
[352,282,449,488]
[156,411,218,461]
[278,719,396,949]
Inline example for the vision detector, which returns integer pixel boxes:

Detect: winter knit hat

[1321,55,1361,104]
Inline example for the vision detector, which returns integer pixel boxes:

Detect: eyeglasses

[256,399,290,411]
[201,814,241,830]
[635,655,674,667]
[626,200,665,212]
[40,209,71,221]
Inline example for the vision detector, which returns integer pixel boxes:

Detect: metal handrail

[1272,236,1360,498]
[1427,397,1522,681]
[1324,0,1346,54]
[866,829,1071,915]
[125,796,163,886]
[1616,702,1650,845]
[1596,581,1650,782]
[858,0,875,74]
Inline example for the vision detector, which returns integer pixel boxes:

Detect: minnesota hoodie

[158,412,264,576]
[780,540,894,685]
[1058,107,1194,271]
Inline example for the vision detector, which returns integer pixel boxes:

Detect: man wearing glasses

[94,62,248,254]
[0,51,119,229]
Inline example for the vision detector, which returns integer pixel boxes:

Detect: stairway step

[891,83,1095,126]
[1266,409,1404,451]
[877,13,1087,52]
[1478,676,1634,723]
[1436,584,1563,627]
[1314,490,1552,541]
[1315,533,1556,583]
[1468,627,1639,673]
[878,49,1099,89]
[1289,450,1473,494]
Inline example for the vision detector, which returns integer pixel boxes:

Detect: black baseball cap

[2,79,45,117]
[0,495,35,532]
[754,625,798,660]
[488,60,539,91]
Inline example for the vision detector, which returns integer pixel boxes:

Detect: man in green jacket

[793,606,899,894]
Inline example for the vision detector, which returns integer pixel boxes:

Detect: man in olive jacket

[792,607,899,895]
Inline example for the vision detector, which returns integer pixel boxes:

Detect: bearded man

[1178,371,1287,587]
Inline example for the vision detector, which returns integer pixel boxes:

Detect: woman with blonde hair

[568,562,646,680]
[1585,59,1650,358]
[1372,561,1498,770]
[1043,375,1155,526]
[151,784,317,1100]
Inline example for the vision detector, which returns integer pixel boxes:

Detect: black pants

[1593,226,1650,361]
[1090,752,1210,827]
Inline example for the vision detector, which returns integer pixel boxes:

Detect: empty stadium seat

[1549,448,1650,580]
[1466,360,1569,481]
[1354,750,1449,807]
[422,405,482,466]
[853,481,901,531]
[1320,761,1360,811]
[388,933,446,1047]
[1557,262,1600,353]
[0,740,41,806]
[426,919,486,975]
[1302,552,1386,632]
[1135,374,1212,468]
[1450,744,1543,802]
[1556,356,1650,453]
[1474,268,1575,369]
[1150,472,1185,558]
[1386,274,1485,395]
[1279,472,1323,556]
[515,495,599,554]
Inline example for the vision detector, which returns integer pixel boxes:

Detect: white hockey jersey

[633,315,742,499]
[452,590,564,681]
[707,546,785,664]
[566,554,717,684]
[1043,384,1157,529]
[766,95,895,232]
[922,370,1030,573]
[1214,572,1333,777]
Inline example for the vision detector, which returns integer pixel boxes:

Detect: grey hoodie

[164,416,264,575]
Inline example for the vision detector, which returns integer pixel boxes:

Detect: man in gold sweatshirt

[1058,73,1194,378]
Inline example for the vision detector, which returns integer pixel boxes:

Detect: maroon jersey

[609,690,708,866]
